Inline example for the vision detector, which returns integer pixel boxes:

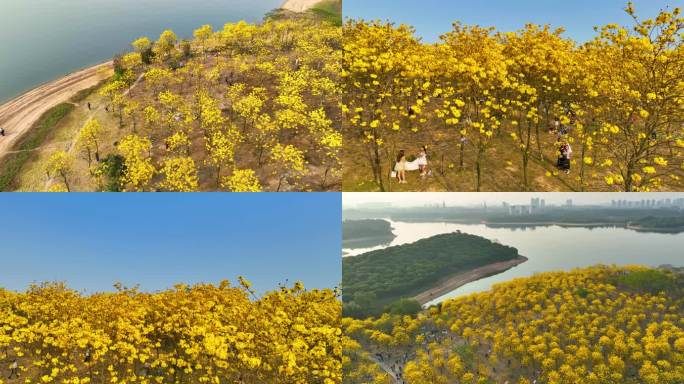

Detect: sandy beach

[413,256,529,305]
[0,61,113,156]
[281,0,323,12]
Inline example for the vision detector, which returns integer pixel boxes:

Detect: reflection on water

[342,220,684,304]
[343,236,395,251]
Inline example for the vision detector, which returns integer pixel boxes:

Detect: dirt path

[0,62,113,157]
[281,0,323,12]
[43,72,144,191]
[413,256,528,305]
[367,355,400,384]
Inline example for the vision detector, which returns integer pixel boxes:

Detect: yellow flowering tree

[44,151,74,192]
[158,156,199,192]
[222,168,262,192]
[0,280,342,383]
[118,134,156,191]
[75,119,102,167]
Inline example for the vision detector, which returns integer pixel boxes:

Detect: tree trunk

[216,165,221,189]
[475,147,484,192]
[322,167,329,190]
[61,172,71,192]
[579,144,587,192]
[372,139,385,191]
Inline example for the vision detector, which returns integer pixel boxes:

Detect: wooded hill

[343,232,520,318]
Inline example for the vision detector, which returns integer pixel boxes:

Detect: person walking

[0,127,5,136]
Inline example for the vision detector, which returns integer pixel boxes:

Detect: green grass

[309,0,342,26]
[69,78,109,103]
[612,269,676,294]
[0,103,74,191]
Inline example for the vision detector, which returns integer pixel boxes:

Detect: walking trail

[0,62,113,157]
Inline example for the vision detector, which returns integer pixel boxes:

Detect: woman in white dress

[416,145,429,176]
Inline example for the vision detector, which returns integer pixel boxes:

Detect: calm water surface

[0,0,281,103]
[342,220,684,305]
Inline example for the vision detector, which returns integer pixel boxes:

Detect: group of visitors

[390,112,575,185]
[394,145,431,184]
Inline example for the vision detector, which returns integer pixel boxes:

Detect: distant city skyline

[0,193,341,294]
[344,0,679,43]
[343,193,684,208]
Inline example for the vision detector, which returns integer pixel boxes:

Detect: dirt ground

[413,256,528,305]
[343,127,684,192]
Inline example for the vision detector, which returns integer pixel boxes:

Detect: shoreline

[343,235,396,246]
[0,1,328,158]
[0,61,113,157]
[625,224,684,234]
[0,60,113,106]
[413,255,529,305]
[391,218,684,234]
[484,221,619,227]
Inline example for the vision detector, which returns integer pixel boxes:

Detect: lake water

[0,0,282,103]
[343,220,684,305]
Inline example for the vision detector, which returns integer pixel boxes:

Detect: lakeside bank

[414,255,529,305]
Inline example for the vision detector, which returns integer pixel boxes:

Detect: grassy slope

[0,104,74,191]
[12,83,114,191]
[0,80,109,191]
[309,0,342,26]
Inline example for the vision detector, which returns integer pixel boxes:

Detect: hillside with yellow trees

[342,3,684,192]
[343,266,684,384]
[0,279,341,383]
[9,6,341,192]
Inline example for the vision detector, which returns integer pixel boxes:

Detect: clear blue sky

[344,0,682,43]
[0,193,341,294]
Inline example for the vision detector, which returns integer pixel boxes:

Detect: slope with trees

[343,3,684,192]
[30,7,341,192]
[343,232,521,318]
[343,266,684,384]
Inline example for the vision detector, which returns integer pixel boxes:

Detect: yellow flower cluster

[343,266,684,384]
[43,13,341,192]
[0,280,341,383]
[343,4,684,191]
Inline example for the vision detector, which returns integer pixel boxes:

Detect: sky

[0,193,341,294]
[344,0,682,43]
[343,192,684,208]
